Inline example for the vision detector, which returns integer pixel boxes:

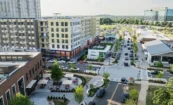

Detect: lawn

[128,84,141,93]
[146,86,163,105]
[54,100,67,105]
[83,76,92,84]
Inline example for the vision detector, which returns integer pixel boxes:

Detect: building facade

[0,0,41,19]
[0,52,43,105]
[0,19,39,52]
[38,17,100,60]
[144,7,173,22]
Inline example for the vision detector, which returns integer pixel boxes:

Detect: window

[7,56,11,61]
[65,28,68,32]
[12,56,17,61]
[65,22,68,26]
[1,56,6,61]
[56,28,59,32]
[62,34,64,38]
[56,34,59,37]
[51,33,54,37]
[0,97,4,105]
[66,40,68,43]
[66,45,68,49]
[18,56,22,61]
[61,22,64,26]
[12,85,16,95]
[35,65,37,71]
[57,39,59,43]
[52,39,54,43]
[62,40,64,43]
[51,28,54,32]
[56,22,59,26]
[52,44,55,48]
[57,45,60,48]
[25,73,28,81]
[62,45,65,49]
[6,91,10,102]
[40,60,42,66]
[41,27,43,31]
[37,62,39,69]
[61,28,64,32]
[29,70,32,77]
[51,22,54,26]
[40,22,43,25]
[65,34,68,38]
[32,68,34,74]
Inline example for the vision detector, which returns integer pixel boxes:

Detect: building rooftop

[144,40,173,55]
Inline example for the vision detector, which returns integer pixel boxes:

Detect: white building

[0,0,41,19]
[87,45,111,60]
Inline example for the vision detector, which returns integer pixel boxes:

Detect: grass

[146,86,164,105]
[128,84,141,93]
[54,100,67,105]
[83,76,92,84]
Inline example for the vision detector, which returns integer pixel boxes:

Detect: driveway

[93,81,124,105]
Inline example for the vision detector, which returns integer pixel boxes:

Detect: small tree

[51,61,63,81]
[97,55,102,62]
[124,99,136,105]
[103,72,110,80]
[166,77,173,88]
[88,64,93,71]
[70,63,75,69]
[74,85,84,104]
[90,84,94,89]
[9,93,34,105]
[170,64,173,72]
[156,72,163,78]
[129,89,139,100]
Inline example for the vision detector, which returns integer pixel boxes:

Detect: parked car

[151,71,159,75]
[121,93,130,103]
[96,88,105,98]
[121,77,128,84]
[125,53,128,56]
[124,45,126,47]
[125,57,129,60]
[88,102,96,105]
[128,47,131,50]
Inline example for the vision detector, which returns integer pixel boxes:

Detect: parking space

[150,71,173,80]
[93,81,124,105]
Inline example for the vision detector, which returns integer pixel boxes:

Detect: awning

[43,74,51,78]
[26,80,37,88]
[62,80,72,85]
[64,74,74,78]
[38,79,48,84]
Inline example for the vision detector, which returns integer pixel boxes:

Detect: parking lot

[150,71,173,80]
[93,81,124,105]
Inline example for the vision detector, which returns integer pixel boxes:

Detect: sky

[40,0,173,16]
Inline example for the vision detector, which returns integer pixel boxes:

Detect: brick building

[0,52,43,105]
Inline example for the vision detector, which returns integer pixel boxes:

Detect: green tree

[51,61,63,81]
[152,88,171,105]
[74,85,84,104]
[124,99,136,105]
[90,84,94,89]
[9,93,34,105]
[129,89,139,100]
[156,72,163,78]
[170,64,173,72]
[88,64,93,71]
[103,72,110,79]
[97,54,102,62]
[119,35,123,41]
[70,63,75,69]
[166,77,173,88]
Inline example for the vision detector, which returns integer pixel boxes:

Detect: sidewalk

[135,81,166,105]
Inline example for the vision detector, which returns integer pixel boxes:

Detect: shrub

[74,75,86,86]
[131,61,135,65]
[148,79,166,84]
[154,61,163,67]
[90,84,94,89]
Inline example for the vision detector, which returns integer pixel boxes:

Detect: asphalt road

[93,81,124,105]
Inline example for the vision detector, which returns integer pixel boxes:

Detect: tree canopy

[103,72,110,79]
[9,93,34,105]
[74,85,84,104]
[51,61,63,81]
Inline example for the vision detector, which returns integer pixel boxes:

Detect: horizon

[40,0,173,16]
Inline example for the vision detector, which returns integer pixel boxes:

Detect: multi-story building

[0,0,41,19]
[0,52,43,105]
[38,16,100,61]
[144,7,173,22]
[0,19,39,52]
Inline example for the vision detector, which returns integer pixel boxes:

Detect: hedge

[148,79,166,84]
[74,74,87,86]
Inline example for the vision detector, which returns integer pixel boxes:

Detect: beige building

[38,16,100,60]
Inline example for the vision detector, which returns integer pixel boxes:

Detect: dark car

[122,93,130,103]
[127,41,129,43]
[130,54,133,57]
[125,57,129,60]
[130,51,133,53]
[125,53,128,56]
[121,77,128,84]
[151,71,159,75]
[124,62,129,66]
[96,88,105,97]
[128,47,131,50]
[124,45,126,47]
[88,102,96,105]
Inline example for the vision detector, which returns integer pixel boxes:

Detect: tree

[129,89,139,100]
[103,72,110,79]
[170,64,173,72]
[166,77,173,88]
[97,54,102,62]
[90,84,94,89]
[74,85,84,104]
[88,64,93,71]
[152,88,171,105]
[124,99,136,105]
[156,72,163,78]
[51,61,63,81]
[9,93,34,105]
[70,63,75,69]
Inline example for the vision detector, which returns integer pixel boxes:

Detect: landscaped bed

[88,79,110,97]
[128,84,141,93]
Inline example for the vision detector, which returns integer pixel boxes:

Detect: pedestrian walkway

[135,81,166,105]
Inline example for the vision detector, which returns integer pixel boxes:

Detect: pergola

[38,79,48,84]
[64,74,74,78]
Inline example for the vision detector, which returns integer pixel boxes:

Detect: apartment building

[0,52,43,105]
[38,16,100,60]
[0,19,39,52]
[0,0,41,19]
[144,7,173,22]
